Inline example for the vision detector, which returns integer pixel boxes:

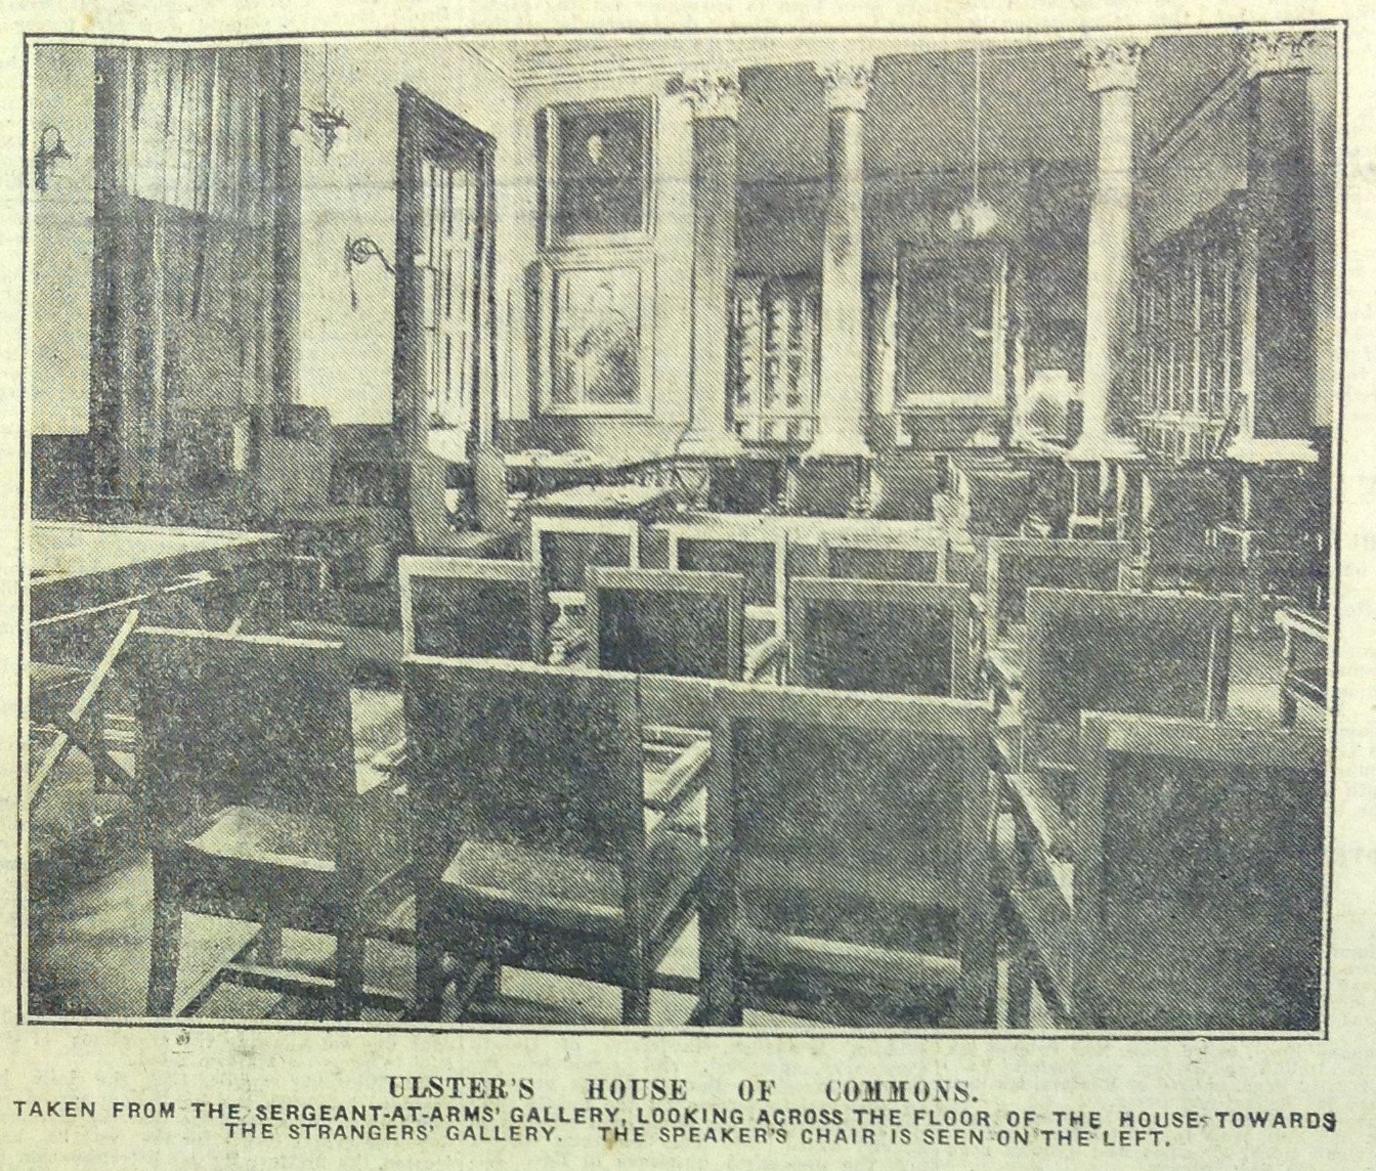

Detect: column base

[1066,432,1144,462]
[803,431,873,461]
[1225,435,1318,464]
[677,428,745,459]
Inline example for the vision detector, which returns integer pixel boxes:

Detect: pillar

[680,66,745,457]
[807,59,873,460]
[1072,37,1149,459]
[1228,28,1323,464]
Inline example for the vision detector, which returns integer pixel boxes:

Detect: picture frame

[538,250,656,416]
[540,95,656,249]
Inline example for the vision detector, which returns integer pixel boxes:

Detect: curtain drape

[91,45,295,505]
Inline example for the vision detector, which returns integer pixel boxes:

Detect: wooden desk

[527,483,675,522]
[30,522,284,624]
[27,522,286,857]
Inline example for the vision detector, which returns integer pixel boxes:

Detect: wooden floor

[25,631,1319,1027]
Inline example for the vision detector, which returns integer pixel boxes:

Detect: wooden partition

[788,577,975,698]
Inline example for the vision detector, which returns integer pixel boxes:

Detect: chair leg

[474,939,501,1002]
[413,898,448,1022]
[1007,948,1033,1029]
[257,911,284,967]
[334,922,366,1021]
[146,862,183,1018]
[621,977,651,1026]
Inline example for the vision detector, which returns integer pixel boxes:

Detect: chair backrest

[665,522,787,637]
[1142,466,1230,547]
[403,655,644,881]
[1022,588,1235,769]
[812,522,949,583]
[788,577,974,697]
[399,555,545,661]
[587,566,745,681]
[709,682,993,986]
[1073,712,1324,1030]
[530,515,639,599]
[985,538,1128,647]
[133,627,355,841]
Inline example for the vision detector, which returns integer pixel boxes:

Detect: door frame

[391,84,498,457]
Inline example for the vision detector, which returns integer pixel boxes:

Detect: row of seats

[134,520,1326,1029]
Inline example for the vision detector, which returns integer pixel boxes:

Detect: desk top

[29,522,283,621]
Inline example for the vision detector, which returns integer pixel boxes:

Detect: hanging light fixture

[950,41,999,239]
[289,43,351,161]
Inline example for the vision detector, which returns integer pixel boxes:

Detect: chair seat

[740,924,961,993]
[742,851,961,914]
[440,833,704,941]
[185,805,336,873]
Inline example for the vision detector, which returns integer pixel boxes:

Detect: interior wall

[298,41,517,427]
[29,44,95,437]
[501,72,695,460]
[1138,29,1339,430]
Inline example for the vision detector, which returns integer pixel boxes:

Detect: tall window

[1133,193,1246,459]
[731,275,821,442]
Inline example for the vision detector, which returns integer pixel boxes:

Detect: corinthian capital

[1246,29,1320,78]
[680,67,741,121]
[816,59,873,112]
[1080,37,1150,94]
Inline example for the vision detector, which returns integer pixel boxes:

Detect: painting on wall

[547,263,647,411]
[544,96,654,246]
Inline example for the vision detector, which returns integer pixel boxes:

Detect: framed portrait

[540,255,654,415]
[541,96,655,248]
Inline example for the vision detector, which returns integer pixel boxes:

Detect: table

[27,522,286,839]
[30,521,285,623]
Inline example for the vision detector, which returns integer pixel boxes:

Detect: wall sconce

[344,236,394,311]
[289,43,350,161]
[34,125,71,192]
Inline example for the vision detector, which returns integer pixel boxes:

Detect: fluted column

[680,66,745,457]
[807,58,873,459]
[1072,37,1149,459]
[1228,28,1322,463]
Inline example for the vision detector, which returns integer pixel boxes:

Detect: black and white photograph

[19,20,1340,1044]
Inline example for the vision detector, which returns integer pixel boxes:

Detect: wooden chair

[1276,606,1329,727]
[1139,465,1243,594]
[587,565,748,679]
[530,515,640,662]
[665,521,789,659]
[398,555,547,662]
[787,577,976,698]
[1008,587,1236,862]
[136,628,408,1019]
[405,657,706,1024]
[980,538,1129,691]
[1007,712,1324,1031]
[699,682,996,1027]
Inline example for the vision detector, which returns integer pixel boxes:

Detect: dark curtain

[91,46,298,507]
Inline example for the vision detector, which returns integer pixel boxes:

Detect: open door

[392,84,505,534]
